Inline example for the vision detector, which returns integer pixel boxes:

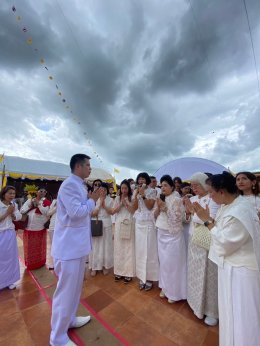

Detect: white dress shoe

[103,268,109,275]
[90,270,97,277]
[70,316,91,328]
[159,290,165,298]
[64,339,77,346]
[204,316,218,326]
[8,284,16,290]
[168,299,176,304]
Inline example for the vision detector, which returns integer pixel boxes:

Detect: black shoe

[144,282,153,291]
[139,281,145,290]
[124,277,132,284]
[114,275,122,282]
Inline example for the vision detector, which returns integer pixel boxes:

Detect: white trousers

[50,256,86,346]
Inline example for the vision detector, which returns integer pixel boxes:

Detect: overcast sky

[1,0,260,181]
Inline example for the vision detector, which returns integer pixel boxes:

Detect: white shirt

[47,199,57,231]
[94,196,113,228]
[155,193,183,234]
[20,197,50,231]
[0,201,22,232]
[134,187,156,222]
[209,196,260,271]
[189,194,219,235]
[52,174,95,260]
[242,195,260,216]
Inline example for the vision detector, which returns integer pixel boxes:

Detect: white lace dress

[187,194,219,319]
[134,187,159,283]
[89,196,114,270]
[113,196,135,277]
[155,193,187,301]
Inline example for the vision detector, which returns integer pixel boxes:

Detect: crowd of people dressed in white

[0,152,260,346]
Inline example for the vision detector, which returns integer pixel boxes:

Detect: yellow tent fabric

[2,175,7,188]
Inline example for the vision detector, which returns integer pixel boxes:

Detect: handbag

[13,213,29,231]
[91,218,103,237]
[120,219,132,240]
[192,223,211,251]
[44,219,50,229]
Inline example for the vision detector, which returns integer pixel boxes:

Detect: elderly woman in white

[155,175,186,303]
[194,171,260,346]
[184,172,219,326]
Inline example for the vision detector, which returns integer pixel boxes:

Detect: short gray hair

[190,172,208,190]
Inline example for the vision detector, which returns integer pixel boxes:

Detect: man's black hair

[70,154,91,171]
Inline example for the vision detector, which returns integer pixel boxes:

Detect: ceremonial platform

[0,232,218,346]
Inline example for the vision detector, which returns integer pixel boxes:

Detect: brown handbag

[91,217,103,237]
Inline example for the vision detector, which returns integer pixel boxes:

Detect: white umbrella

[154,157,228,181]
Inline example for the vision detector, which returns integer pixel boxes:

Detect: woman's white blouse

[0,201,22,232]
[134,187,156,222]
[94,196,114,228]
[242,195,260,215]
[209,204,258,270]
[155,193,183,234]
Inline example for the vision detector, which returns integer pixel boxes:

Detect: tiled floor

[0,233,219,346]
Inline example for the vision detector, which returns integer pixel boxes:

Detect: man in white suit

[50,154,104,346]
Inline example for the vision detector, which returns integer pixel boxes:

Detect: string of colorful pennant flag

[11,5,103,163]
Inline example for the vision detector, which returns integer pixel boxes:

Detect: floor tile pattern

[0,232,219,345]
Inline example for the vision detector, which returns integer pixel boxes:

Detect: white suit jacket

[52,174,95,260]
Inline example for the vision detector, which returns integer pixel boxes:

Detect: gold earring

[252,185,256,190]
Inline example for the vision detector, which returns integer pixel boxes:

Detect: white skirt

[0,229,20,289]
[114,220,135,277]
[182,223,190,254]
[135,221,159,283]
[218,262,260,346]
[157,228,187,301]
[89,224,114,270]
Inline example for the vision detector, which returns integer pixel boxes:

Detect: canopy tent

[0,155,114,185]
[87,168,114,182]
[154,157,228,181]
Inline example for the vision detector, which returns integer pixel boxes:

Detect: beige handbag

[192,223,211,251]
[120,219,132,240]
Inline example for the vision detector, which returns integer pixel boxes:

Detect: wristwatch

[204,219,214,227]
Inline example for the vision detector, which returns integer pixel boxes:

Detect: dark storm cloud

[1,0,260,174]
[149,0,260,95]
[0,2,62,71]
